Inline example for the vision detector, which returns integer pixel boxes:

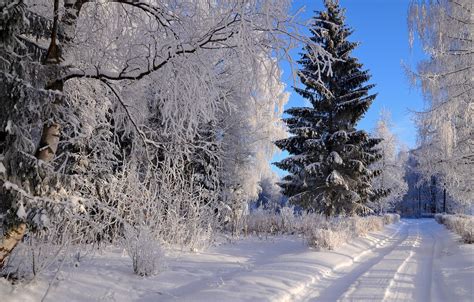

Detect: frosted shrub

[280,207,297,233]
[297,212,327,234]
[444,215,464,233]
[184,223,214,252]
[123,226,164,276]
[393,214,401,223]
[349,216,386,237]
[245,206,302,235]
[365,216,384,232]
[461,225,474,244]
[436,214,474,244]
[244,208,395,250]
[305,215,392,250]
[306,217,351,250]
[246,208,276,235]
[305,228,347,250]
[330,218,353,239]
[383,213,400,225]
[434,213,444,224]
[350,216,369,236]
[0,213,91,280]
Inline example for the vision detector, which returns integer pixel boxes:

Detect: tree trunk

[0,223,26,269]
[36,123,61,162]
[0,123,59,270]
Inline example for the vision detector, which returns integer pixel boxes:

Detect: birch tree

[370,111,408,214]
[408,0,473,207]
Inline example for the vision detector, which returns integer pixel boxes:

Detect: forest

[0,0,472,301]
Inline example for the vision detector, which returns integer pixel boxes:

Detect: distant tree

[370,111,408,214]
[254,172,284,210]
[274,0,381,216]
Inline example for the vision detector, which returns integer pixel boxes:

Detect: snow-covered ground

[1,219,472,302]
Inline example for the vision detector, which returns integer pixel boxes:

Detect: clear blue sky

[272,0,426,176]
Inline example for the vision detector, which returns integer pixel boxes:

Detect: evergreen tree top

[293,0,376,130]
[274,0,382,216]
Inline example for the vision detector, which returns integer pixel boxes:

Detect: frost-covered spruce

[274,0,382,216]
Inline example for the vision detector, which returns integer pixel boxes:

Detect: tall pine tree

[274,0,382,216]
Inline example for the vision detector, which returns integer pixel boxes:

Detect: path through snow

[179,219,473,302]
[299,219,470,302]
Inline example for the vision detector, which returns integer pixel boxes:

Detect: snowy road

[300,219,462,302]
[1,219,472,302]
[174,219,473,302]
[173,219,473,302]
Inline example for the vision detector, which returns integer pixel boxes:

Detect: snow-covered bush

[460,224,474,244]
[305,214,399,250]
[280,207,297,232]
[349,216,376,237]
[245,206,328,236]
[363,216,384,233]
[392,213,401,223]
[123,226,164,277]
[434,213,444,224]
[245,207,293,235]
[436,214,474,244]
[245,207,399,250]
[305,217,360,250]
[183,223,214,253]
[0,234,72,280]
[348,215,392,238]
[383,213,400,225]
[305,228,347,250]
[245,208,279,235]
[241,208,389,250]
[348,216,369,237]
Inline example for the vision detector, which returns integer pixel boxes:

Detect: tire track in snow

[297,221,410,302]
[383,220,436,302]
[382,223,423,302]
[428,225,450,302]
[337,220,429,302]
[303,220,443,302]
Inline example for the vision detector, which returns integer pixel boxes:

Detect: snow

[1,219,472,302]
[326,170,347,188]
[5,120,13,134]
[328,151,343,165]
[15,203,26,219]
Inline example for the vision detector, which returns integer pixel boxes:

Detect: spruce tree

[274,0,381,216]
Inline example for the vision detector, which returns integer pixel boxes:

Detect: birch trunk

[0,224,26,269]
[0,0,84,270]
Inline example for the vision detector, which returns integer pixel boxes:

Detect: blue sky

[272,0,427,176]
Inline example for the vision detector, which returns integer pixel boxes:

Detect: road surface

[300,219,471,302]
